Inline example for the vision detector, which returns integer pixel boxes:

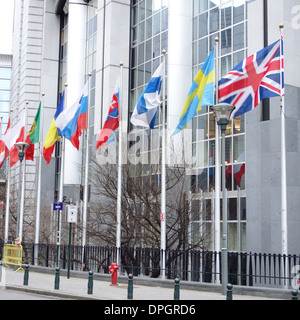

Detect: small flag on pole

[173,49,215,135]
[219,38,284,119]
[55,84,88,150]
[96,79,120,150]
[43,92,65,164]
[130,62,164,129]
[25,102,41,161]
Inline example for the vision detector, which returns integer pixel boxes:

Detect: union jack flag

[219,38,284,119]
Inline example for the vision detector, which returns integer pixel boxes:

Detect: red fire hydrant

[109,263,119,286]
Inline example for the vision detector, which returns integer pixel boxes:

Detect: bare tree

[88,157,211,251]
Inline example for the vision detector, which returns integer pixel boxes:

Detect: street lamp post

[14,142,30,243]
[211,103,235,295]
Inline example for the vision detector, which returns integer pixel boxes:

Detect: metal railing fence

[0,241,299,289]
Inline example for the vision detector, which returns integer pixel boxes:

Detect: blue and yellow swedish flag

[173,49,215,135]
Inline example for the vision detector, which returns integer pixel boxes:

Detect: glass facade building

[129,0,247,252]
[191,0,247,251]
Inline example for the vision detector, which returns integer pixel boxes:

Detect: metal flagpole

[82,72,92,266]
[116,62,123,268]
[279,23,288,288]
[19,101,29,243]
[57,85,67,268]
[161,50,167,279]
[4,110,12,242]
[34,92,45,265]
[214,37,221,285]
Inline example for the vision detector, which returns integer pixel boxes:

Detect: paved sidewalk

[0,267,286,300]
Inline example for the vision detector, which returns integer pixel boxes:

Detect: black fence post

[292,290,298,300]
[174,278,180,300]
[54,267,60,290]
[88,271,93,295]
[128,274,133,300]
[23,265,29,286]
[226,284,233,300]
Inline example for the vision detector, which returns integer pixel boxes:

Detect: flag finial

[279,23,284,29]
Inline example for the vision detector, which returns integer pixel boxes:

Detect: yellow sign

[3,244,24,272]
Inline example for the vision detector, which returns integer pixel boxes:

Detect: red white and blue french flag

[96,79,120,150]
[219,38,284,119]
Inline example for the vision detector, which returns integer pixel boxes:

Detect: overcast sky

[0,0,14,54]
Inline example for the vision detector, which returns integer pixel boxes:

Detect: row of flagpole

[1,24,288,285]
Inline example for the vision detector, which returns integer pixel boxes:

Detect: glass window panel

[233,135,245,162]
[146,0,152,17]
[233,23,244,51]
[131,68,138,89]
[162,8,168,31]
[138,21,145,43]
[199,38,208,64]
[221,55,232,77]
[132,4,138,25]
[0,80,10,90]
[0,68,11,79]
[199,12,208,38]
[198,115,207,141]
[198,169,209,191]
[138,43,145,65]
[208,141,215,166]
[154,12,160,35]
[233,163,245,190]
[138,65,145,86]
[193,17,198,40]
[221,28,232,55]
[145,61,152,83]
[193,43,198,65]
[210,7,219,33]
[0,91,10,101]
[192,222,201,245]
[0,101,9,111]
[228,223,238,251]
[233,50,245,67]
[132,26,137,45]
[241,223,247,251]
[153,35,160,58]
[200,0,208,13]
[233,0,245,24]
[139,0,146,22]
[193,0,199,15]
[225,136,232,163]
[229,198,237,220]
[146,17,152,38]
[240,197,246,220]
[221,4,232,28]
[145,39,152,61]
[161,31,168,52]
[209,113,215,138]
[192,200,200,221]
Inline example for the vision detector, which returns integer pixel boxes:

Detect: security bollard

[128,274,133,300]
[292,290,298,300]
[174,278,180,300]
[226,284,233,300]
[23,265,29,286]
[54,267,60,290]
[88,271,93,295]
